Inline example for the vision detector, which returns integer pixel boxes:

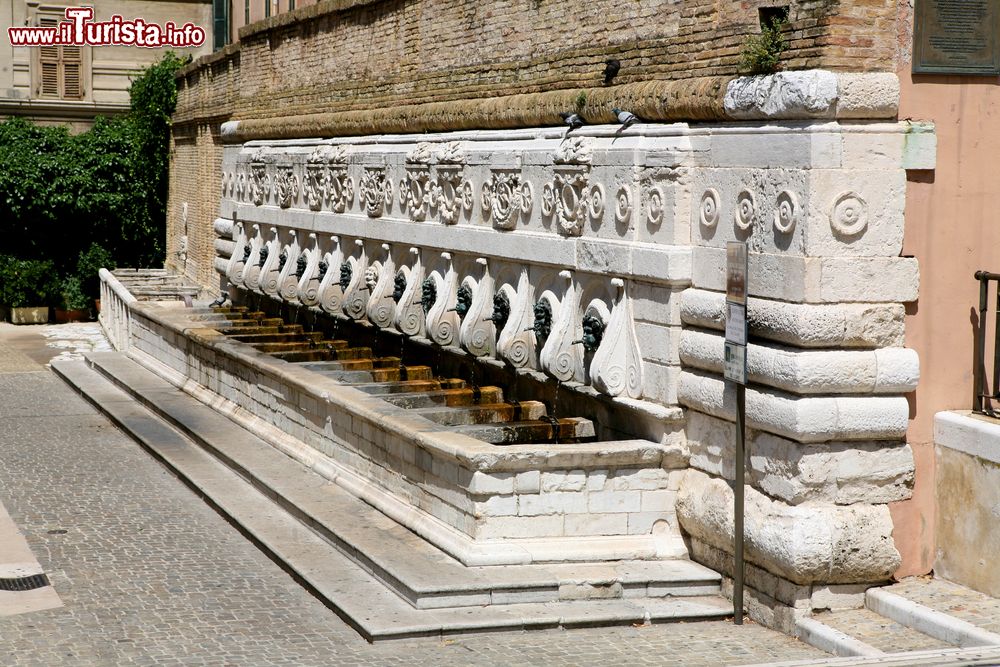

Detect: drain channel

[0,573,50,591]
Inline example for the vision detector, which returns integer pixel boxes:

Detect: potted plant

[77,243,115,313]
[0,257,59,324]
[54,275,91,323]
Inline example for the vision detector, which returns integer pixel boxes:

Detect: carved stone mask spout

[420,277,437,314]
[487,290,510,330]
[339,262,353,291]
[530,299,552,339]
[449,284,472,318]
[392,272,407,303]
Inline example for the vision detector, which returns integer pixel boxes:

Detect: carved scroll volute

[242,225,265,292]
[277,230,302,302]
[394,248,424,337]
[427,252,460,346]
[459,258,495,357]
[318,236,345,314]
[296,234,322,306]
[540,270,584,383]
[342,240,369,320]
[590,279,644,399]
[498,268,537,369]
[225,219,248,287]
[260,227,283,297]
[366,244,396,329]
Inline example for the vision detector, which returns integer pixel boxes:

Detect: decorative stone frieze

[459,258,495,358]
[590,279,644,399]
[540,271,584,383]
[360,168,392,218]
[318,236,346,314]
[426,253,460,347]
[366,244,396,329]
[394,248,425,337]
[483,172,533,230]
[296,233,323,306]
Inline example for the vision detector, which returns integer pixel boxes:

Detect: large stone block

[676,469,900,585]
[685,411,914,505]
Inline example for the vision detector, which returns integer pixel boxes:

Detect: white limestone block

[680,288,905,348]
[685,411,914,505]
[725,70,839,120]
[676,469,901,585]
[836,73,900,120]
[679,329,919,395]
[691,246,919,304]
[677,370,909,442]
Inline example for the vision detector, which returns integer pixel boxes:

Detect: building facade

[0,0,213,131]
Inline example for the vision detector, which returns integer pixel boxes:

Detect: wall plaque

[913,0,1000,75]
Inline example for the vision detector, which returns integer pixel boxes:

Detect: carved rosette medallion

[274,166,299,209]
[360,168,392,218]
[700,188,721,229]
[645,186,664,226]
[774,190,800,234]
[400,168,431,221]
[830,191,868,237]
[545,170,604,236]
[483,172,532,230]
[615,186,633,226]
[735,189,757,232]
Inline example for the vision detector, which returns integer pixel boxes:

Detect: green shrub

[0,52,185,276]
[77,242,116,299]
[739,16,788,75]
[60,275,91,311]
[0,256,61,307]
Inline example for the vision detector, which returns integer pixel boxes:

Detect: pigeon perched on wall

[559,112,585,130]
[612,108,638,130]
[603,59,621,85]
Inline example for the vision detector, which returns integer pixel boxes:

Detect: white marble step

[54,356,727,626]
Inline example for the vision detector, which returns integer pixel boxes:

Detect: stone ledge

[933,411,1000,465]
[691,247,919,304]
[679,329,918,395]
[685,411,914,506]
[680,288,905,349]
[220,72,898,142]
[677,370,910,443]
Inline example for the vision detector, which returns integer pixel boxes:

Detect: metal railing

[974,270,1000,415]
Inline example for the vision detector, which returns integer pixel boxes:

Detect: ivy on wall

[0,52,186,301]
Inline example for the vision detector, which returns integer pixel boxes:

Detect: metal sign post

[724,241,748,625]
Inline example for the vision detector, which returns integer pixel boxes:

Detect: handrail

[98,268,136,352]
[974,270,1000,415]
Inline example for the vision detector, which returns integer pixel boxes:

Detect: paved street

[0,324,827,666]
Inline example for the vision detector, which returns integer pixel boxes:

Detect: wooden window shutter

[62,46,83,99]
[35,14,85,100]
[37,16,60,97]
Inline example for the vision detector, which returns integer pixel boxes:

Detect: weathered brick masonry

[168,0,902,297]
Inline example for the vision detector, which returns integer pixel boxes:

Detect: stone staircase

[53,347,731,641]
[792,578,1000,660]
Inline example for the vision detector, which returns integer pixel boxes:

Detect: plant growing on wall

[739,15,788,75]
[0,52,185,276]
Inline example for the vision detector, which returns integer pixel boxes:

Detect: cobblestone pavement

[0,331,828,666]
[812,607,949,653]
[888,577,1000,635]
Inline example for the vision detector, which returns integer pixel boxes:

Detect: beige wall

[1,0,211,130]
[891,69,1000,577]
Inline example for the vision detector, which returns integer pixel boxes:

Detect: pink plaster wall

[892,69,1000,578]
